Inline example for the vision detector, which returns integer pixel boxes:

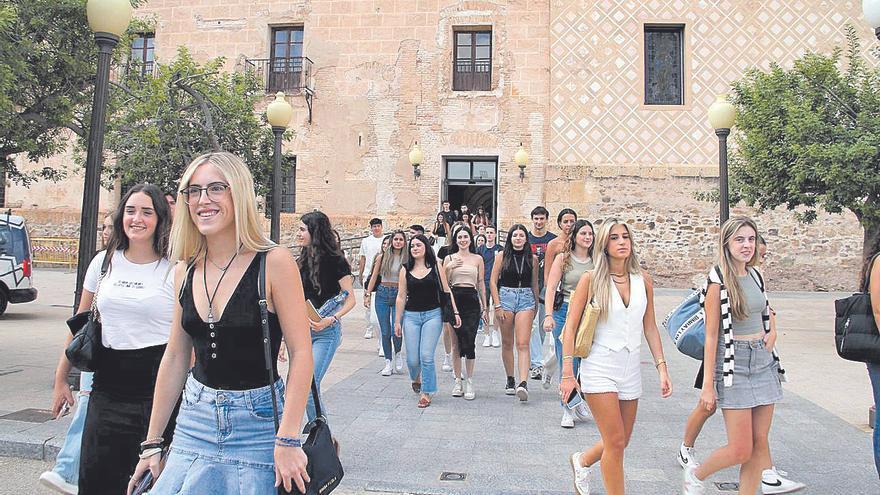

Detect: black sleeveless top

[181,253,283,390]
[499,250,532,288]
[405,268,441,312]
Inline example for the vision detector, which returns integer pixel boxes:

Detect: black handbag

[432,264,455,323]
[258,252,344,495]
[835,254,880,364]
[553,280,564,311]
[65,252,111,372]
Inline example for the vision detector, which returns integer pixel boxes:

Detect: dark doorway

[443,158,497,224]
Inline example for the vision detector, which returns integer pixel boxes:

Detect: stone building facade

[6,0,873,289]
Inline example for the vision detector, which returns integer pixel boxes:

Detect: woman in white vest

[559,219,672,495]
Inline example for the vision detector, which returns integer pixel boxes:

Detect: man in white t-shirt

[358,218,384,339]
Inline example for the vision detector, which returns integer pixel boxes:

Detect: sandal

[417,396,431,408]
[412,381,422,394]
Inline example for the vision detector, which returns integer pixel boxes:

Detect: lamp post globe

[409,142,423,179]
[266,92,293,242]
[87,0,133,36]
[708,94,736,224]
[514,142,529,181]
[864,0,880,39]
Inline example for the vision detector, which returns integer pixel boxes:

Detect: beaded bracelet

[275,435,302,448]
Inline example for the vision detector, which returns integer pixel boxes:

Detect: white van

[0,212,37,315]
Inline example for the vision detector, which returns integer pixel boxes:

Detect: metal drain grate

[715,481,739,491]
[439,472,467,481]
[0,408,55,423]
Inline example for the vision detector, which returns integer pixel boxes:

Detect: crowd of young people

[40,151,827,494]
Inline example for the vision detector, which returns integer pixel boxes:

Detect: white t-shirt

[359,234,384,279]
[84,250,174,350]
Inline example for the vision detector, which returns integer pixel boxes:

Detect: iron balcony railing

[245,57,314,94]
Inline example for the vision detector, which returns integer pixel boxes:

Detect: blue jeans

[51,371,93,484]
[307,291,347,422]
[375,285,402,360]
[403,308,444,394]
[869,362,880,478]
[552,303,581,406]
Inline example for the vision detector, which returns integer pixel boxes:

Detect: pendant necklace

[203,245,242,324]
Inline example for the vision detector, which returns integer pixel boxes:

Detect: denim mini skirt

[499,286,535,312]
[150,374,285,494]
[714,339,782,409]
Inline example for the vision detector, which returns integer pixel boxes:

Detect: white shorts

[579,344,642,400]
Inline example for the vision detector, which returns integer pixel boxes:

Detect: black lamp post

[73,0,132,310]
[266,92,293,243]
[708,95,736,225]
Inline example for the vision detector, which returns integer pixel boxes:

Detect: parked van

[0,212,37,315]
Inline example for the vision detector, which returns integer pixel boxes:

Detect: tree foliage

[105,48,289,196]
[729,24,880,258]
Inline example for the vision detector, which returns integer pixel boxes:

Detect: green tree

[729,24,880,267]
[105,48,288,196]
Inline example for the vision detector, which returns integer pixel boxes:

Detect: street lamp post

[266,92,293,243]
[708,95,736,224]
[515,142,529,182]
[74,0,132,310]
[863,0,880,40]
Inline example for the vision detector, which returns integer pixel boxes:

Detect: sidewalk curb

[0,417,67,461]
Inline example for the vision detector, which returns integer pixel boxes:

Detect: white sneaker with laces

[39,471,77,495]
[464,378,475,400]
[483,333,492,347]
[762,467,806,494]
[380,359,393,376]
[682,464,706,495]
[678,442,697,468]
[442,353,453,372]
[452,378,464,397]
[491,330,501,347]
[395,352,404,373]
[569,452,591,494]
[574,402,591,422]
[560,408,575,428]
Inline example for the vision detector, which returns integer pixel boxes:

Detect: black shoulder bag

[65,251,112,372]
[835,254,880,364]
[432,263,455,323]
[258,252,344,495]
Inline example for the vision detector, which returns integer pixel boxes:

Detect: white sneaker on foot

[560,408,575,428]
[452,378,463,397]
[574,402,592,422]
[682,464,705,495]
[483,333,492,347]
[395,352,404,373]
[515,381,529,401]
[39,471,77,495]
[569,452,591,494]
[762,467,806,494]
[678,442,697,468]
[441,353,453,372]
[380,359,393,376]
[464,378,475,400]
[491,330,501,347]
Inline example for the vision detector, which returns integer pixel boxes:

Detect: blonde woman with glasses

[560,219,672,495]
[128,152,313,495]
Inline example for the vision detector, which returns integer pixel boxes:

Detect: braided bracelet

[275,435,302,448]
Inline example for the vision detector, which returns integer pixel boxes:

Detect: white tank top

[592,272,646,352]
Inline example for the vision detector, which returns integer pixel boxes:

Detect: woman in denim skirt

[296,211,357,423]
[364,230,409,376]
[489,224,539,401]
[683,217,785,495]
[128,152,314,495]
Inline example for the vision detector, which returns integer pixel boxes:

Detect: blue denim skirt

[150,375,285,494]
[714,339,782,409]
[499,286,535,312]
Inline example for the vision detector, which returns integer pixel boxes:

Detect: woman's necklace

[203,245,242,324]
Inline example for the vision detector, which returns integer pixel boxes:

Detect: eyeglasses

[179,182,230,205]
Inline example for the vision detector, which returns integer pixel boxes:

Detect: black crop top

[405,268,441,311]
[499,250,532,288]
[181,253,283,390]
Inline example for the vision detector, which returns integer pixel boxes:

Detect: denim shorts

[714,339,782,409]
[499,286,535,312]
[150,375,286,494]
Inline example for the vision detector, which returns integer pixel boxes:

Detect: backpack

[662,288,705,360]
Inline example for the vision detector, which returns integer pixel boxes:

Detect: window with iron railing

[270,26,304,92]
[130,32,155,77]
[453,30,492,91]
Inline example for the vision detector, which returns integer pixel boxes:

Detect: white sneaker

[483,333,492,347]
[380,359,393,376]
[395,352,404,373]
[364,328,373,339]
[569,452,591,494]
[441,354,453,372]
[491,330,501,347]
[464,378,475,400]
[452,378,463,397]
[762,467,806,494]
[39,471,77,495]
[515,381,529,401]
[560,408,575,428]
[682,464,705,495]
[678,442,697,469]
[574,402,592,422]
